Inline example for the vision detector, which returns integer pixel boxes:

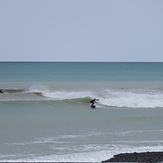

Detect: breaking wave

[1,86,163,108]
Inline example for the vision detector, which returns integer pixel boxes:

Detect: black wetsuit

[90,99,96,108]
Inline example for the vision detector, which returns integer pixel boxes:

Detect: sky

[0,0,163,62]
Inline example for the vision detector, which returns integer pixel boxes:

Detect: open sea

[0,62,163,162]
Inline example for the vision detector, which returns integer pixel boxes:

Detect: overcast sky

[0,0,163,62]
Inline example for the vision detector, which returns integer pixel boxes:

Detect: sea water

[0,62,163,162]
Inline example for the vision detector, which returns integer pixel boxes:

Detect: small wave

[1,88,26,94]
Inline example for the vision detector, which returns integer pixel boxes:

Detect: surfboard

[90,103,96,108]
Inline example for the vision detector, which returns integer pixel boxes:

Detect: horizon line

[0,61,163,63]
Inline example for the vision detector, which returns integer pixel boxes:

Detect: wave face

[1,85,163,108]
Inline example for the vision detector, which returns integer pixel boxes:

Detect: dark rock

[102,151,163,162]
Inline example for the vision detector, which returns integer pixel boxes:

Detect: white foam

[98,89,163,108]
[28,84,50,94]
[3,145,163,162]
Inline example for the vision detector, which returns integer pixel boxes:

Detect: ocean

[0,62,163,162]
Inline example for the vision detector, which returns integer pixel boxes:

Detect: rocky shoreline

[102,151,163,162]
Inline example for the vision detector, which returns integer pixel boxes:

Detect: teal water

[1,62,163,82]
[0,62,163,162]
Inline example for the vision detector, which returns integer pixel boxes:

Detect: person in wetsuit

[90,98,97,108]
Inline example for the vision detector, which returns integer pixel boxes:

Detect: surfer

[0,90,3,94]
[90,98,97,108]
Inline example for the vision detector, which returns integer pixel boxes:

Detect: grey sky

[0,0,163,62]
